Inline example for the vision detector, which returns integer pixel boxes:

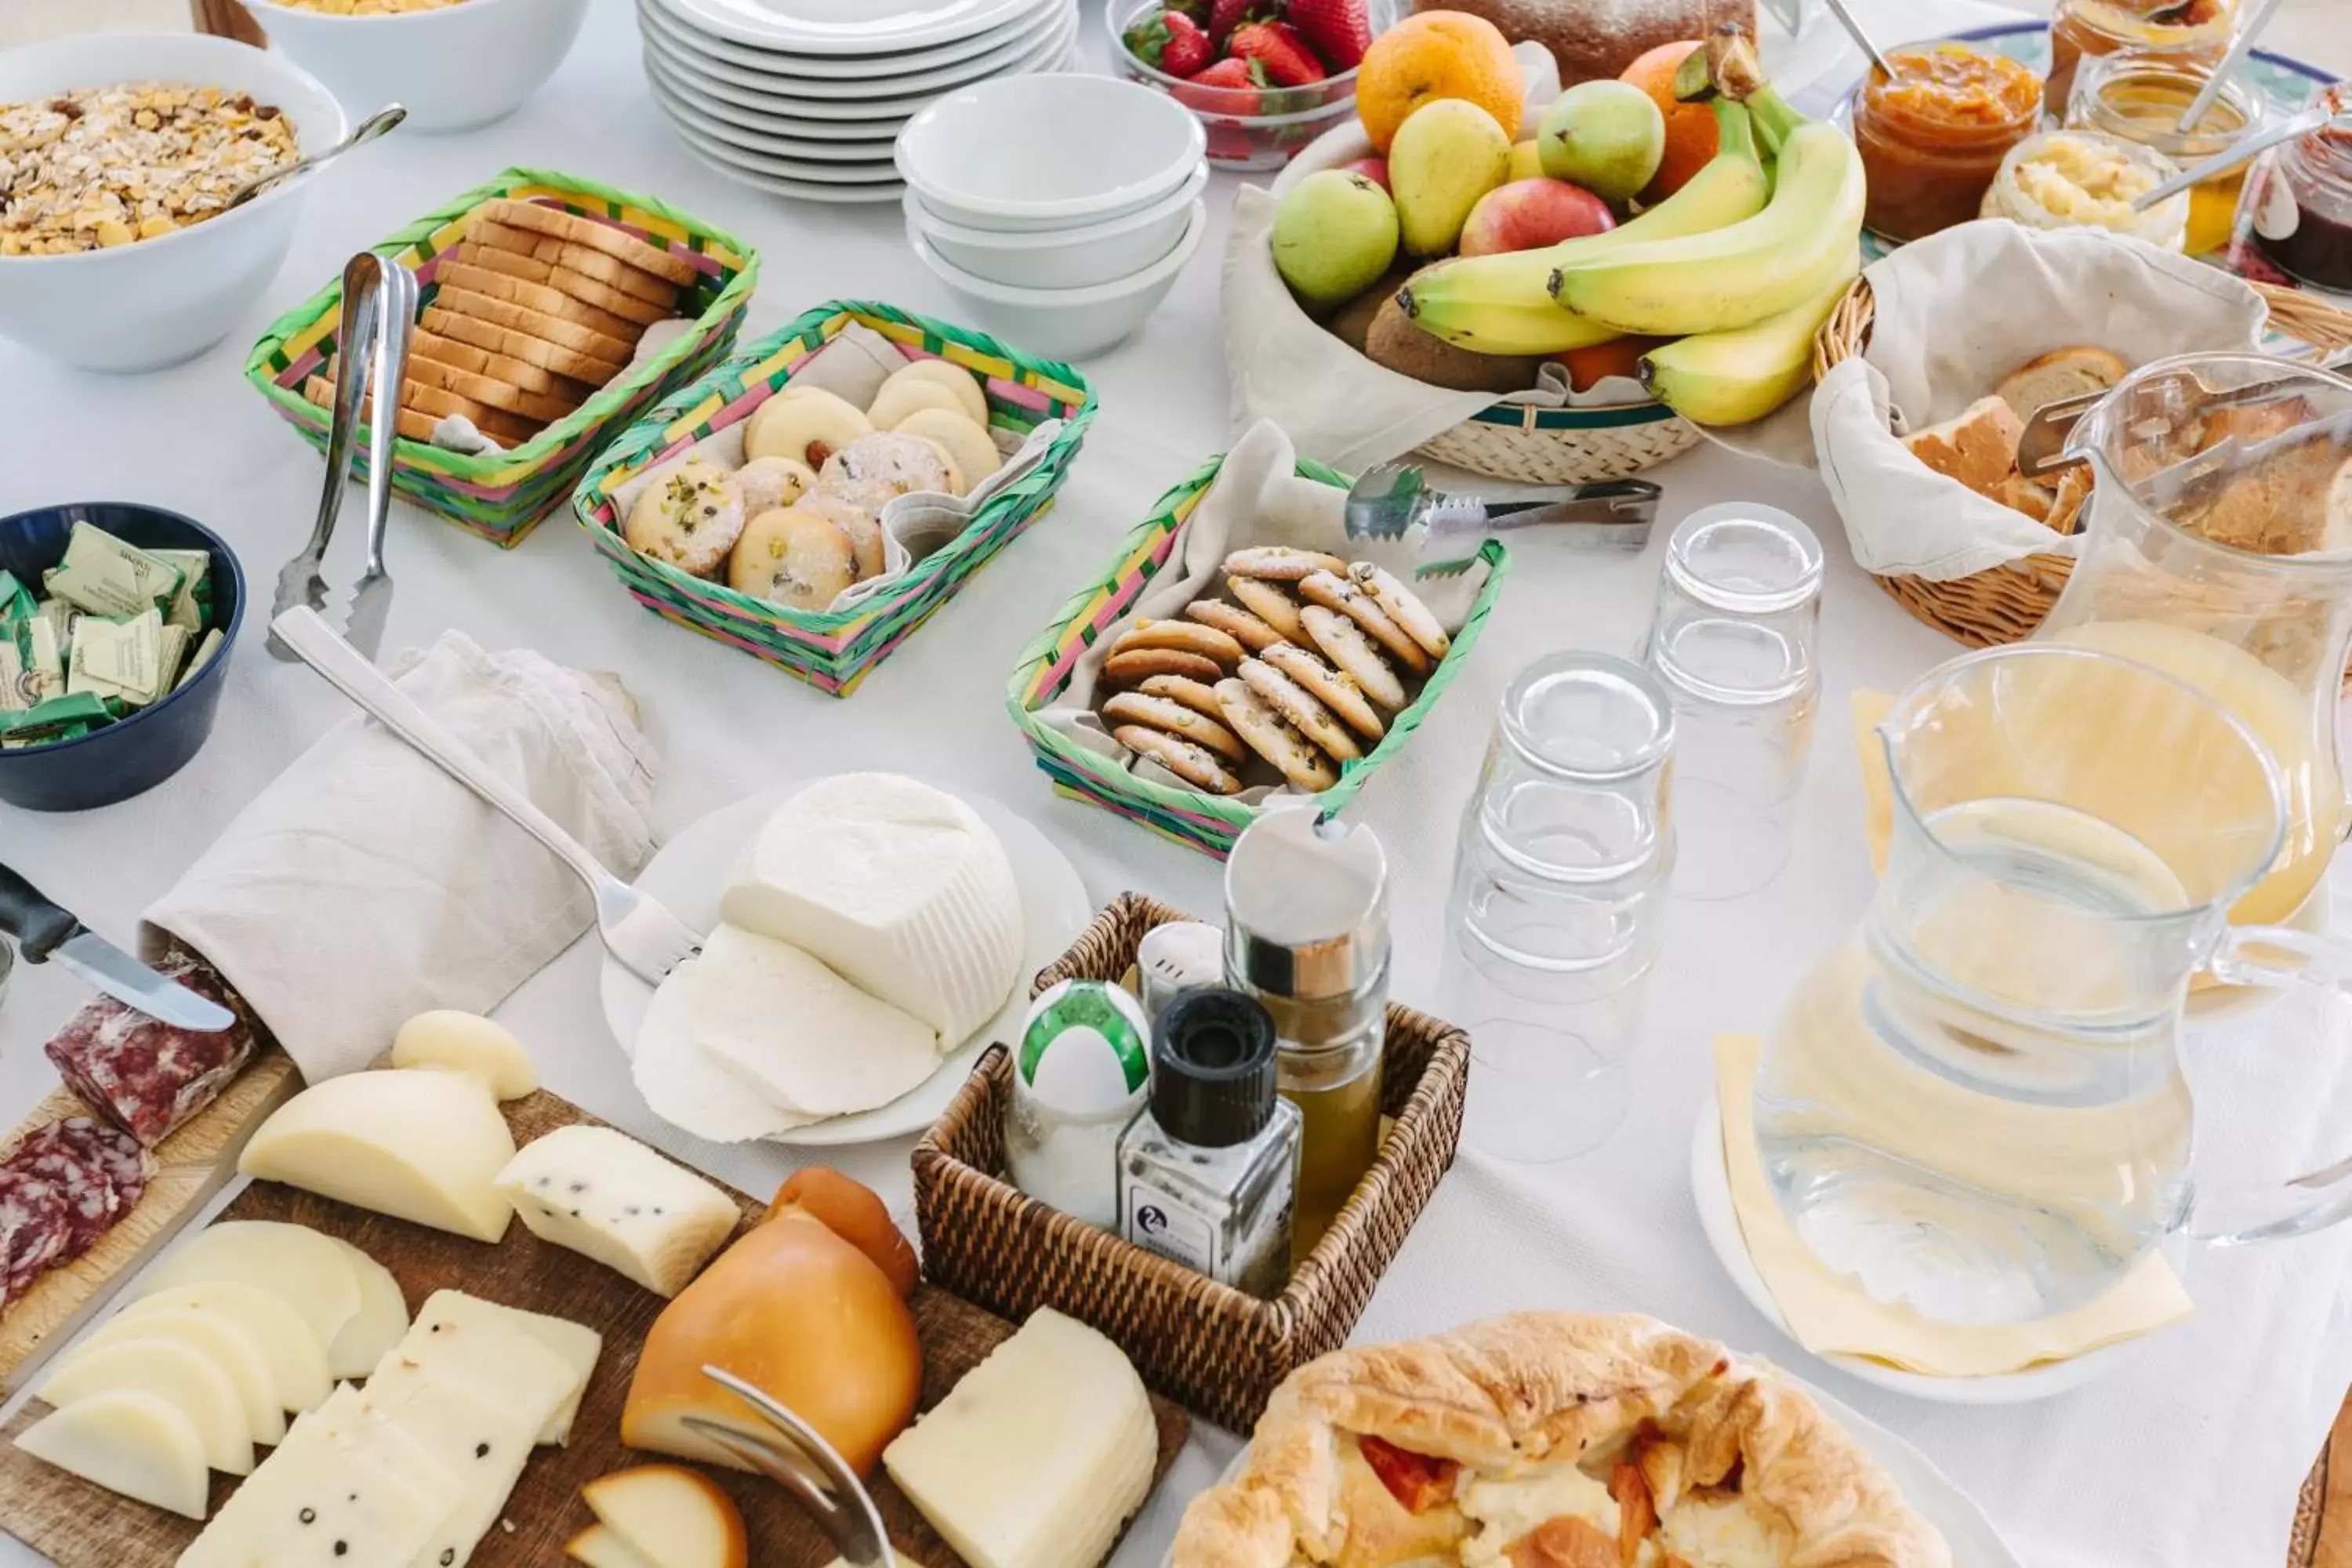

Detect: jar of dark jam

[2253,125,2352,294]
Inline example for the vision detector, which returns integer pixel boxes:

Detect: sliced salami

[0,1169,70,1304]
[44,949,257,1149]
[2,1123,118,1265]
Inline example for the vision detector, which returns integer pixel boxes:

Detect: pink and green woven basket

[1007,452,1511,858]
[572,299,1097,697]
[244,167,759,547]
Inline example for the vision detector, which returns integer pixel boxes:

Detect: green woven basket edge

[240,165,763,480]
[570,298,1100,637]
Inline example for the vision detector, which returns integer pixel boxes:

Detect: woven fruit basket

[1416,397,1702,485]
[1813,274,2352,648]
[1005,450,1509,858]
[912,891,1470,1432]
[574,300,1097,697]
[245,167,757,548]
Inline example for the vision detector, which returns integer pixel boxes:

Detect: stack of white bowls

[898,74,1209,360]
[635,0,1080,203]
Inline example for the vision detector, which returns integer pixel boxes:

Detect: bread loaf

[1414,0,1755,85]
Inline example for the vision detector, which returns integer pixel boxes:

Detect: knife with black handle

[0,862,234,1032]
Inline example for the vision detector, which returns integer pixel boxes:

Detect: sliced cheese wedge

[361,1349,563,1568]
[691,924,940,1118]
[495,1127,741,1298]
[136,1221,361,1367]
[632,960,818,1145]
[118,1279,333,1415]
[16,1388,212,1519]
[35,1334,254,1476]
[581,1465,748,1568]
[392,1011,539,1102]
[380,1290,600,1448]
[566,1523,659,1568]
[327,1238,412,1381]
[74,1307,287,1445]
[239,1071,517,1243]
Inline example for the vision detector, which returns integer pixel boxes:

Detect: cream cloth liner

[142,633,661,1085]
[1806,221,2270,582]
[604,321,1063,611]
[1714,1033,2194,1377]
[1037,419,1493,803]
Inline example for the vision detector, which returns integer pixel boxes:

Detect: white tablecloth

[4,2,2350,1564]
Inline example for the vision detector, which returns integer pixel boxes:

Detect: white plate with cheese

[599,777,1091,1147]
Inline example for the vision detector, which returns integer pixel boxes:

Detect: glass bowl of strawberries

[1109,0,1401,170]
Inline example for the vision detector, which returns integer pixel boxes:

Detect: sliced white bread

[1996,346,2131,423]
[1901,395,2027,499]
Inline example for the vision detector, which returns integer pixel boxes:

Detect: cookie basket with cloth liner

[913,891,1470,1431]
[1007,419,1508,858]
[574,299,1096,697]
[244,167,757,548]
[1807,219,2352,648]
[1225,44,1701,486]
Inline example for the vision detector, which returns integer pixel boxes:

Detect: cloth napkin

[140,632,659,1083]
[1035,418,1492,803]
[1713,1033,2194,1376]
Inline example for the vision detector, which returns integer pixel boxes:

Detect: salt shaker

[1135,920,1224,1032]
[1006,979,1151,1230]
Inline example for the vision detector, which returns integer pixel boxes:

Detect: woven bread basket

[1812,274,2352,648]
[911,893,1469,1432]
[1415,397,1704,485]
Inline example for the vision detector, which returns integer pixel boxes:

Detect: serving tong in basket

[1345,466,1663,551]
[686,1366,896,1566]
[2016,346,2352,479]
[268,249,416,662]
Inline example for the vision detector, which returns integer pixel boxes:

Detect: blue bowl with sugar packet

[0,502,245,812]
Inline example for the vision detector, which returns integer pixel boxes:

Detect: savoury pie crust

[1171,1313,1950,1568]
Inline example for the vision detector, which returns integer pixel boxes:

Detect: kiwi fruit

[1365,266,1544,394]
[1327,265,1411,357]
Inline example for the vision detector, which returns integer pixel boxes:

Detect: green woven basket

[573,300,1097,698]
[244,167,759,547]
[1007,453,1511,858]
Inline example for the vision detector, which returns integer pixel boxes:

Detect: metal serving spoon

[2176,0,2286,129]
[2132,85,2350,213]
[222,103,405,213]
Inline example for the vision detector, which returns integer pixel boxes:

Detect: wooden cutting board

[0,1085,1191,1567]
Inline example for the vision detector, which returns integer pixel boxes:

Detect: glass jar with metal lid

[2252,124,2352,293]
[2067,49,2264,256]
[2046,0,2237,124]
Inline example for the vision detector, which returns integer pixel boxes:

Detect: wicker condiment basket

[1811,274,2352,648]
[911,893,1469,1432]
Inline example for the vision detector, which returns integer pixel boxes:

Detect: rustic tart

[1171,1313,1950,1568]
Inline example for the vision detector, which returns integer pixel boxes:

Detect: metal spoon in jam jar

[1822,0,1904,82]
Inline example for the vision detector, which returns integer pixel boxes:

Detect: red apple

[1457,177,1616,257]
[1339,157,1389,191]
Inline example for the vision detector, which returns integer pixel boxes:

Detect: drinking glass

[1640,503,1824,902]
[1440,653,1675,1162]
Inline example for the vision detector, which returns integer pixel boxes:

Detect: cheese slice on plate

[718,774,1025,1051]
[495,1126,741,1298]
[34,1334,254,1476]
[15,1388,212,1520]
[122,1278,335,1415]
[135,1221,361,1366]
[239,1071,517,1243]
[882,1308,1156,1568]
[380,1290,601,1448]
[691,924,941,1118]
[74,1306,287,1445]
[632,960,818,1144]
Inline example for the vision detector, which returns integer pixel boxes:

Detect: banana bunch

[1397,27,1867,427]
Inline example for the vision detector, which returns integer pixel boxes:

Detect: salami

[2,1117,155,1265]
[44,949,256,1149]
[0,1169,70,1305]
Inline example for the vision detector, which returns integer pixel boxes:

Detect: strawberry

[1176,53,1267,110]
[1206,0,1265,47]
[1123,9,1214,76]
[1228,19,1326,87]
[1284,0,1370,70]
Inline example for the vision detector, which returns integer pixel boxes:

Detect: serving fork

[269,605,704,987]
[685,1367,895,1566]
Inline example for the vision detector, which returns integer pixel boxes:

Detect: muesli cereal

[273,0,473,9]
[0,83,300,257]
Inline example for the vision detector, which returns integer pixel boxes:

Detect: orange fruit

[1621,39,1719,201]
[1355,11,1526,154]
[1555,336,1671,394]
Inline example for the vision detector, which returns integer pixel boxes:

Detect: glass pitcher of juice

[2033,351,2352,927]
[1754,645,2352,1327]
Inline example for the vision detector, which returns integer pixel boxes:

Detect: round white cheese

[691,924,942,1118]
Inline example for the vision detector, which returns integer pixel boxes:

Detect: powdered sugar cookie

[1185,599,1285,653]
[746,386,871,470]
[625,459,744,579]
[1240,657,1362,763]
[728,505,857,611]
[1263,641,1385,741]
[1348,561,1451,662]
[1301,604,1408,710]
[878,358,990,426]
[1298,569,1432,675]
[820,431,960,514]
[1224,546,1349,583]
[1227,576,1305,642]
[1216,679,1338,793]
[736,456,816,515]
[1116,725,1243,796]
[1103,691,1247,763]
[894,408,1000,495]
[802,492,884,580]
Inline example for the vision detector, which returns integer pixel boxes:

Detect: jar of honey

[2046,0,2237,123]
[2252,125,2352,294]
[2066,50,2261,255]
[1853,42,2044,243]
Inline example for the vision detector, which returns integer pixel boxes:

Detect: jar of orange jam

[2046,0,2237,122]
[1853,42,2044,243]
[2066,50,2262,255]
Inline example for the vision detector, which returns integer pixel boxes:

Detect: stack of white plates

[635,0,1080,203]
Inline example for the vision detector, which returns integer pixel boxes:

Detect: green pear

[1537,80,1666,204]
[1272,171,1402,314]
[1389,100,1512,257]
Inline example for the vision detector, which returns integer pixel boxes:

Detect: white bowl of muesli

[245,0,590,133]
[0,33,346,374]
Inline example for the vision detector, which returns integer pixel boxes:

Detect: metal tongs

[268,249,416,662]
[685,1366,896,1566]
[2016,347,2352,479]
[1345,466,1664,551]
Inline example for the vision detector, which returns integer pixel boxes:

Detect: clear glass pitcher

[2034,350,2352,926]
[1753,645,2352,1327]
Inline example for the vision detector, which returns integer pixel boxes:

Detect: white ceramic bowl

[246,0,589,132]
[0,34,347,374]
[906,162,1205,289]
[912,197,1205,359]
[894,71,1204,231]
